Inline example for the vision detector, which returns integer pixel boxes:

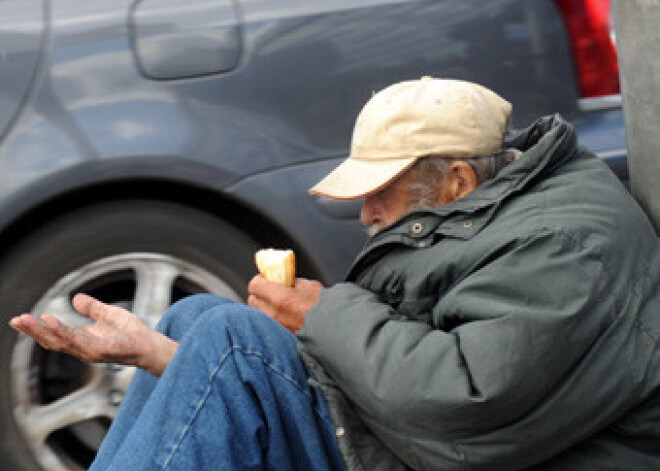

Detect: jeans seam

[238,346,334,426]
[160,344,333,470]
[160,348,232,470]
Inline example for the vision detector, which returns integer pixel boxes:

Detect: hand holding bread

[250,248,322,332]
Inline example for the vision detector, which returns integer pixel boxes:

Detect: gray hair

[406,149,520,210]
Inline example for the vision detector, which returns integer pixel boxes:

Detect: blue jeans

[89,294,346,471]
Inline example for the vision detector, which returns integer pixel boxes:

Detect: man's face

[360,170,418,236]
[360,160,475,235]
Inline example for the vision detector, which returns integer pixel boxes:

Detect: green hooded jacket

[298,115,660,471]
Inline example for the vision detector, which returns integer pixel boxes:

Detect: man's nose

[360,197,378,226]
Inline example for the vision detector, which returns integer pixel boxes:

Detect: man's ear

[441,161,478,203]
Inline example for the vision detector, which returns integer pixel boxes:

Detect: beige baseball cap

[309,77,512,200]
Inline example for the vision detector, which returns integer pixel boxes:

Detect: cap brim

[309,156,418,200]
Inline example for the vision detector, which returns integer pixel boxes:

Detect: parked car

[0,1,626,470]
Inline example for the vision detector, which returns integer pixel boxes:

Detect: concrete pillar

[614,0,660,234]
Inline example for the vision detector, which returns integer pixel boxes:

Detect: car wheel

[0,200,260,471]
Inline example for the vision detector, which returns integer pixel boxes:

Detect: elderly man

[10,78,660,471]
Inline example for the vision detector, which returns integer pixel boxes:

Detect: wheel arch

[0,176,327,285]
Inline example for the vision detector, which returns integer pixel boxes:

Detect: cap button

[463,220,473,229]
[411,222,424,234]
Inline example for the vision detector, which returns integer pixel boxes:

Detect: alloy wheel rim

[11,252,241,471]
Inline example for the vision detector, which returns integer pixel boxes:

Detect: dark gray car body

[0,0,627,283]
[0,1,628,471]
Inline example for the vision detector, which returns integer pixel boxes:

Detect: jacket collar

[345,114,577,281]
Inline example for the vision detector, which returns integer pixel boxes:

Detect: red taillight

[554,0,620,98]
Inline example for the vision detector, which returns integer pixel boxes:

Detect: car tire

[0,199,260,471]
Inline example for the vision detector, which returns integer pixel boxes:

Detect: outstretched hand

[9,293,177,377]
[247,275,322,332]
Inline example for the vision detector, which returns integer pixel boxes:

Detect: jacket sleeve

[297,231,646,470]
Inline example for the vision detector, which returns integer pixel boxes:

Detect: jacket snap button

[463,220,473,229]
[411,222,424,234]
[335,427,346,438]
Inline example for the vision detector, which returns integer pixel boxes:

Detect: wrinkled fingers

[10,314,74,354]
[72,293,106,321]
[247,294,273,317]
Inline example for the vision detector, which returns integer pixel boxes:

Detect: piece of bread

[254,249,296,287]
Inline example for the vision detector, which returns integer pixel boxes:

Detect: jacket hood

[435,113,578,216]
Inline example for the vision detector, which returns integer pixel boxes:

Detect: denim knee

[156,294,238,341]
[187,303,301,366]
[196,302,283,336]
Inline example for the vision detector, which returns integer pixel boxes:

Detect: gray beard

[365,201,434,237]
[367,224,382,237]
